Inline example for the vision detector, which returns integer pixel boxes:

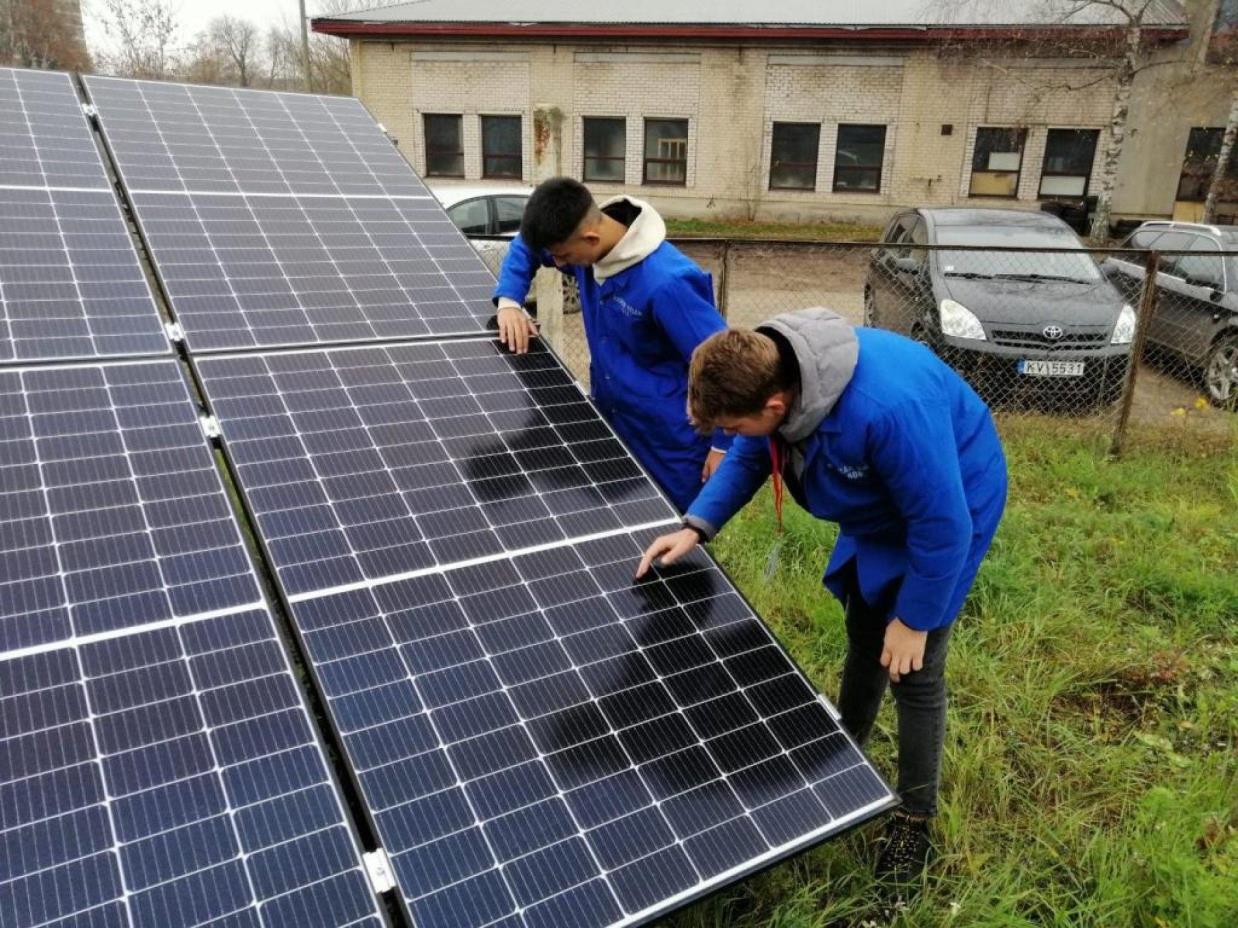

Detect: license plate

[1018,359,1085,377]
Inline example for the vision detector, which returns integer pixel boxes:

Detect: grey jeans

[836,575,953,818]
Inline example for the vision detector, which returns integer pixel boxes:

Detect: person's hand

[880,618,928,683]
[636,528,700,578]
[701,448,726,482]
[497,306,539,354]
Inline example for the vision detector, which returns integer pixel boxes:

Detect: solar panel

[0,359,386,927]
[286,531,894,928]
[81,76,494,351]
[120,190,494,351]
[83,76,426,197]
[194,339,679,598]
[0,68,170,362]
[0,360,264,650]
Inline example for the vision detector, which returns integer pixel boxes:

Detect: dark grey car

[1103,221,1238,408]
[864,208,1134,407]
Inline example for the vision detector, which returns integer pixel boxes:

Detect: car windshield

[935,225,1101,282]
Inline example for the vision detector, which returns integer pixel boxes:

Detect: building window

[970,127,1027,198]
[481,115,522,179]
[769,122,820,191]
[1039,128,1099,197]
[583,117,626,183]
[643,118,688,186]
[424,114,464,177]
[1176,127,1238,201]
[833,124,886,193]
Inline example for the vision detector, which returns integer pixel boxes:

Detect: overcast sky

[83,0,344,59]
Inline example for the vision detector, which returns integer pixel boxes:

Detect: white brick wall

[353,39,1127,223]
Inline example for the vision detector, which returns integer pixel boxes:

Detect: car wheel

[1203,334,1238,410]
[863,288,875,327]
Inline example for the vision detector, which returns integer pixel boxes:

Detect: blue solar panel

[83,77,425,197]
[286,531,894,928]
[0,360,386,927]
[82,75,497,351]
[0,360,262,650]
[194,340,678,599]
[0,68,170,363]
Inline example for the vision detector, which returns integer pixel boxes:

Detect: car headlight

[1111,304,1136,344]
[939,300,986,340]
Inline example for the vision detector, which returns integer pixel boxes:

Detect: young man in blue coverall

[493,177,731,511]
[637,309,1008,883]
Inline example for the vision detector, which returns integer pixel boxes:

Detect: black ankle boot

[875,811,933,884]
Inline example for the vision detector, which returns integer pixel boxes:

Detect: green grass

[664,217,883,243]
[669,416,1237,928]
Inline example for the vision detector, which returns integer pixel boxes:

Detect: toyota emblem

[1043,324,1064,340]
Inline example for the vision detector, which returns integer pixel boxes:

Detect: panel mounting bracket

[198,415,221,440]
[362,848,396,895]
[81,103,98,118]
[164,321,185,343]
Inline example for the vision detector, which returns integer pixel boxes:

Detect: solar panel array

[0,361,384,928]
[84,76,496,351]
[0,68,169,362]
[0,69,894,928]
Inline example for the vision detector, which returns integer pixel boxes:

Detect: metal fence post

[718,240,731,320]
[1109,250,1160,458]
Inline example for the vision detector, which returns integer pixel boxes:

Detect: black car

[1103,221,1238,408]
[864,208,1134,407]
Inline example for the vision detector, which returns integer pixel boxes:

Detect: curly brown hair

[688,328,788,432]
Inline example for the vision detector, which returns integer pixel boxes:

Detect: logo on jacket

[608,296,642,318]
[830,462,871,480]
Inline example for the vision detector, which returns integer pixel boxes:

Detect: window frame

[969,126,1028,199]
[642,118,690,187]
[1176,126,1238,202]
[832,124,887,194]
[1038,128,1100,198]
[480,114,523,180]
[423,113,465,178]
[582,117,627,184]
[769,121,821,192]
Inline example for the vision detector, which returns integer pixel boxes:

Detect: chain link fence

[467,237,1237,452]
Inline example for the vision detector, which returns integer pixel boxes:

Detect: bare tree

[208,15,261,88]
[96,0,179,80]
[2,0,92,70]
[930,1,1195,241]
[1203,89,1238,222]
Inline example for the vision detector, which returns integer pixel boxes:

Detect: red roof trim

[312,20,1187,44]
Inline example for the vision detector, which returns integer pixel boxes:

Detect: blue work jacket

[687,328,1007,630]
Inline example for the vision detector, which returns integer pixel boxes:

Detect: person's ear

[764,395,786,419]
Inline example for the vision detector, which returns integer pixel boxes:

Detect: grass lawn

[669,417,1237,927]
[664,217,883,243]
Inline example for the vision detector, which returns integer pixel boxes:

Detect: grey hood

[760,308,859,444]
[593,196,666,282]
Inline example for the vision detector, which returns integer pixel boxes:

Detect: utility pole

[299,0,312,91]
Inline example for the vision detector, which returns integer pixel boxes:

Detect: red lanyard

[768,436,786,534]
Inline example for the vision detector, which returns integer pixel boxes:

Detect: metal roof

[319,0,1187,28]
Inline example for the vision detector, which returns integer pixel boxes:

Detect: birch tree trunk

[1203,91,1238,224]
[1088,22,1142,242]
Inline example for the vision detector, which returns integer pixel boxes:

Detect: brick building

[314,1,1238,226]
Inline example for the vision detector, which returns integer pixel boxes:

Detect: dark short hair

[519,177,595,251]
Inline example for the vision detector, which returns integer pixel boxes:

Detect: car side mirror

[894,256,923,275]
